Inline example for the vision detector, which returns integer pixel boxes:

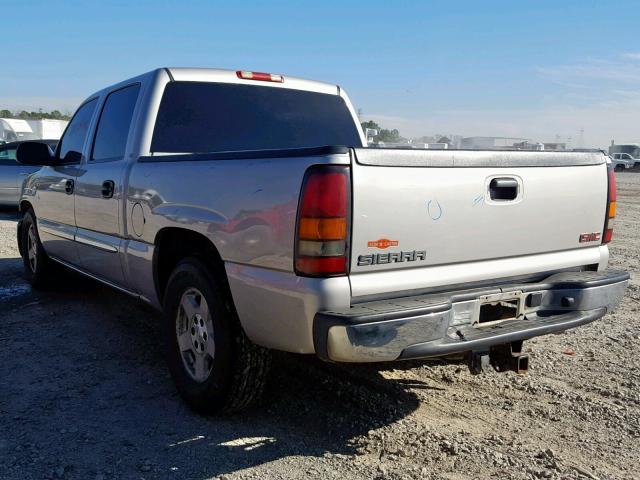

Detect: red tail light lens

[295,166,350,277]
[299,172,347,217]
[236,70,284,83]
[603,167,616,244]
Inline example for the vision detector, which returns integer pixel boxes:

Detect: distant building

[0,118,68,143]
[513,141,545,151]
[542,142,567,151]
[460,136,529,150]
[409,142,449,150]
[410,134,461,149]
[426,143,449,150]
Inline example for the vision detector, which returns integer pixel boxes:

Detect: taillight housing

[295,165,350,277]
[236,70,284,83]
[603,166,616,244]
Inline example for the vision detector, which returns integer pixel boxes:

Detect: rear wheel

[614,164,624,172]
[163,257,271,414]
[21,209,53,288]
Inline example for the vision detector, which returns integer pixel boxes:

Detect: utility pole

[578,127,584,148]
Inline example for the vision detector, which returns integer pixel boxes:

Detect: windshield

[151,82,362,154]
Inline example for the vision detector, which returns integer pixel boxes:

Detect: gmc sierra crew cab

[15,68,629,413]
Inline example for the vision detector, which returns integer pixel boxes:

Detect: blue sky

[2,0,639,147]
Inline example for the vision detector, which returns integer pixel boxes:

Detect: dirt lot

[1,175,638,480]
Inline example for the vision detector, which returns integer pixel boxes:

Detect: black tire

[163,257,271,414]
[614,165,624,172]
[21,209,53,288]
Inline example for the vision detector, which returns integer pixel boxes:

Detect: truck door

[35,98,98,264]
[73,84,140,287]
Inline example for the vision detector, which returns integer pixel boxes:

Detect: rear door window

[91,84,140,162]
[151,82,361,153]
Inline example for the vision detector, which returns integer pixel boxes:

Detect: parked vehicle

[16,68,629,413]
[609,144,640,168]
[573,149,632,172]
[0,140,57,206]
[612,153,639,170]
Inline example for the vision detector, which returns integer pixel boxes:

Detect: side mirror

[16,141,55,166]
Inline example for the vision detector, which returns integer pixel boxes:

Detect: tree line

[0,109,71,121]
[361,120,406,143]
[361,120,453,145]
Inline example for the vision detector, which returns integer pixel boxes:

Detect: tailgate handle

[489,178,519,201]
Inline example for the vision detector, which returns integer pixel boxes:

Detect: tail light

[295,165,350,276]
[603,166,616,244]
[236,70,284,83]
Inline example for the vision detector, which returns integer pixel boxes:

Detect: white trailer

[25,119,68,140]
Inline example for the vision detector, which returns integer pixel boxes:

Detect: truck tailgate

[350,149,608,274]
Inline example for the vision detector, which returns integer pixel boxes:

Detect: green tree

[361,120,381,131]
[0,109,72,121]
[378,128,405,143]
[360,120,405,143]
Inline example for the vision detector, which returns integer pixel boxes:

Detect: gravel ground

[1,174,638,480]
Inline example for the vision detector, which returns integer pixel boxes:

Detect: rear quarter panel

[126,153,351,272]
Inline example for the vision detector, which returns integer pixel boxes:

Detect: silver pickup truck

[15,68,628,413]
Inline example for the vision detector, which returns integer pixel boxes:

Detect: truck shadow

[0,259,428,479]
[0,206,20,221]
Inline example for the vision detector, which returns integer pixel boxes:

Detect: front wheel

[163,257,271,414]
[21,209,53,288]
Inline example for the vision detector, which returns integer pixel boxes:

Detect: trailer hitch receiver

[468,341,529,375]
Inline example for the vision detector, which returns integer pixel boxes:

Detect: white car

[0,140,57,206]
[612,152,638,170]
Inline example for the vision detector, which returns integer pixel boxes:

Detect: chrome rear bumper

[313,270,629,362]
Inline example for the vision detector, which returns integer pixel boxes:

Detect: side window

[91,84,140,162]
[0,147,15,165]
[57,98,98,164]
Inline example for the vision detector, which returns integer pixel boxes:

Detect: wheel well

[19,200,33,214]
[154,228,229,306]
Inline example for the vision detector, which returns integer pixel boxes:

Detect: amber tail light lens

[603,167,616,244]
[295,165,350,276]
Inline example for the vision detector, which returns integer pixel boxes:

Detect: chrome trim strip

[74,233,119,252]
[39,225,75,241]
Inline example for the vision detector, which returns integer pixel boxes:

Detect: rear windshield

[151,81,361,153]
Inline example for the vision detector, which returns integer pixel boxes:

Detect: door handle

[101,180,115,199]
[64,179,74,195]
[489,178,519,201]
